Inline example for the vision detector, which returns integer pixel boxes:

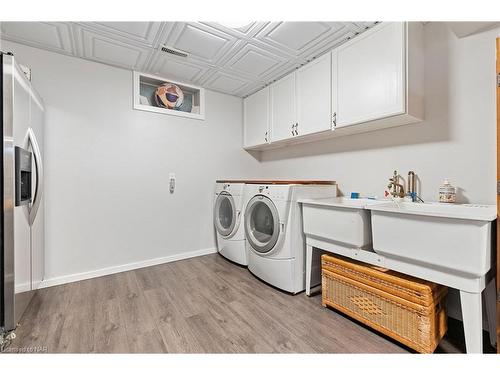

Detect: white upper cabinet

[335,22,404,126]
[296,53,332,136]
[242,22,423,150]
[270,73,296,142]
[243,87,270,149]
[333,22,423,131]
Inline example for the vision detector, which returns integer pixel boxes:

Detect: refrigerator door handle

[27,127,43,225]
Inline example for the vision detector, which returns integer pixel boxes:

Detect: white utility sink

[301,198,497,353]
[369,202,496,278]
[300,197,386,250]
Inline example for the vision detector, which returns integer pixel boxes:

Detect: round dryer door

[214,192,237,237]
[245,195,280,254]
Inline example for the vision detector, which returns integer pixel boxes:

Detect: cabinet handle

[332,112,337,128]
[264,131,268,142]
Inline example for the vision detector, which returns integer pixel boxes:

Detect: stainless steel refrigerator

[1,52,45,339]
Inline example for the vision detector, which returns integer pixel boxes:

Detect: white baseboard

[15,282,31,293]
[38,247,217,289]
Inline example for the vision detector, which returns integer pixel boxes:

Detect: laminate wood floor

[6,254,493,353]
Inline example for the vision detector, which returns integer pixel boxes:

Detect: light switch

[169,173,175,194]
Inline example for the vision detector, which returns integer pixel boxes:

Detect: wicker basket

[321,254,448,353]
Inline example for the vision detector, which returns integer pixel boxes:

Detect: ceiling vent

[160,45,188,58]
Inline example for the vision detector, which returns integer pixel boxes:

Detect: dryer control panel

[257,185,288,200]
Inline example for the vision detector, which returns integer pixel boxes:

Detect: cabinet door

[270,73,296,142]
[296,53,332,136]
[244,87,269,148]
[335,22,405,127]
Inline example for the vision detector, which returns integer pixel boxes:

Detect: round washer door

[244,195,280,254]
[214,192,237,237]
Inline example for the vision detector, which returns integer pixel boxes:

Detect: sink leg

[460,290,483,353]
[484,278,497,348]
[306,245,323,297]
[306,244,313,296]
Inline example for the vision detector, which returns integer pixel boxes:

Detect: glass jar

[439,179,456,203]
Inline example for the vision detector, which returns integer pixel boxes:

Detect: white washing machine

[214,181,248,266]
[244,183,337,293]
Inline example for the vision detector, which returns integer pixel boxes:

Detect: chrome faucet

[387,170,405,198]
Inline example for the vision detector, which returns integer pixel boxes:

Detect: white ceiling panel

[203,70,250,94]
[76,28,152,71]
[165,23,237,64]
[78,22,164,46]
[150,54,206,82]
[200,22,269,39]
[225,43,285,78]
[0,22,74,55]
[260,22,332,52]
[0,21,378,97]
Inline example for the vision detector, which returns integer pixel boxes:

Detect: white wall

[259,22,498,205]
[1,40,261,284]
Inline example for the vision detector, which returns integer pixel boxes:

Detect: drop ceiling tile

[263,22,330,51]
[150,53,207,82]
[196,68,218,86]
[0,22,74,55]
[203,70,250,94]
[76,28,152,71]
[233,49,277,74]
[164,22,237,64]
[175,26,224,59]
[152,22,176,48]
[200,22,269,39]
[78,22,164,46]
[225,43,284,78]
[255,22,349,58]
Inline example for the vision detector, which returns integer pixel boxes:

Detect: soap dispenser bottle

[439,179,456,203]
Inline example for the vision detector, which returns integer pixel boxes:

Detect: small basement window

[133,71,205,120]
